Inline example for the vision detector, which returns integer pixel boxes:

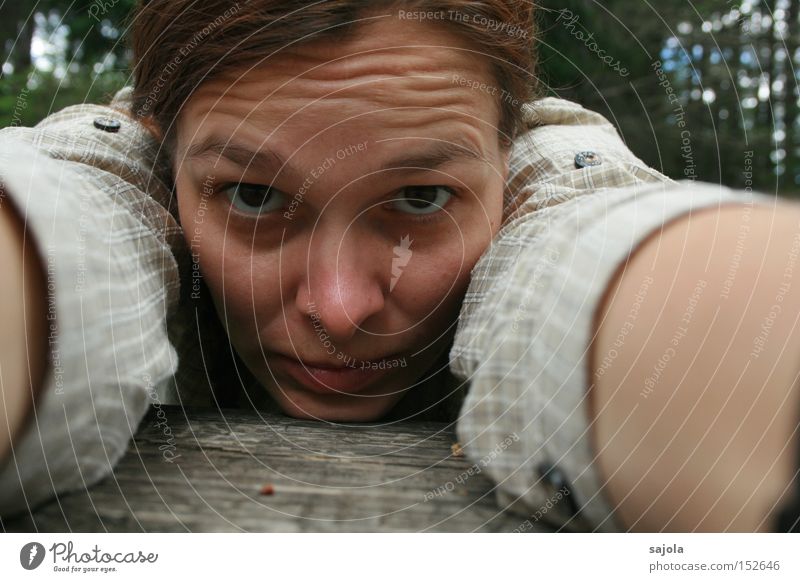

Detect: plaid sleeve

[0,94,183,517]
[450,98,770,531]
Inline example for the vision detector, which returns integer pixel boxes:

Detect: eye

[220,182,286,215]
[387,186,454,215]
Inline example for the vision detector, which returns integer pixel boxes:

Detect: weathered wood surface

[3,406,547,532]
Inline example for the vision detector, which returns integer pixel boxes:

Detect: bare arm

[0,200,47,463]
[591,200,800,531]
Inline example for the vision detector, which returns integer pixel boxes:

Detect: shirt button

[575,151,602,168]
[93,117,121,133]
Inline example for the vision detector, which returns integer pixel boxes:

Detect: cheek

[386,183,502,322]
[202,234,279,324]
[397,222,493,319]
[176,188,276,332]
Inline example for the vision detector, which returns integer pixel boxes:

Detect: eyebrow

[184,135,486,177]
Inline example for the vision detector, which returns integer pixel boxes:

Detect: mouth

[269,352,401,395]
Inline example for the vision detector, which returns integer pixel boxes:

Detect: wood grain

[2,406,547,532]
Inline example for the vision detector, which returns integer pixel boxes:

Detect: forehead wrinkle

[206,30,498,122]
[288,45,479,83]
[183,18,501,144]
[190,69,493,136]
[244,73,498,142]
[221,45,494,105]
[179,19,503,179]
[206,19,490,100]
[183,96,498,185]
[181,79,498,176]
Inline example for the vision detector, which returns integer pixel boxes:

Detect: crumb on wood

[259,483,275,496]
[451,442,464,457]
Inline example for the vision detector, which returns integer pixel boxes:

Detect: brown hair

[130,0,539,155]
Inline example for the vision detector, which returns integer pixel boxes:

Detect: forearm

[591,201,800,531]
[0,200,47,463]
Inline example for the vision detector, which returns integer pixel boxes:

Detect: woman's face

[173,19,509,421]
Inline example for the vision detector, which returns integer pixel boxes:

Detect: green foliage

[59,0,137,67]
[0,0,135,126]
[537,0,798,196]
[0,68,129,127]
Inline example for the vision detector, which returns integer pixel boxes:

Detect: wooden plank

[2,406,550,532]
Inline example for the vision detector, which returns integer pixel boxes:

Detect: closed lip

[276,352,394,370]
[270,351,399,395]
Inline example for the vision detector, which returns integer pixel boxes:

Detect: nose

[295,227,386,343]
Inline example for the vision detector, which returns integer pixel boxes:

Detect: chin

[271,391,402,423]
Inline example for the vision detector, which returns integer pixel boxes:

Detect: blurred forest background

[0,0,795,194]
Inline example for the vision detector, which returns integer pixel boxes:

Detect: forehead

[177,18,501,159]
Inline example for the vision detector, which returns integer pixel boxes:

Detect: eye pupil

[406,187,438,207]
[238,184,271,207]
[407,196,434,208]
